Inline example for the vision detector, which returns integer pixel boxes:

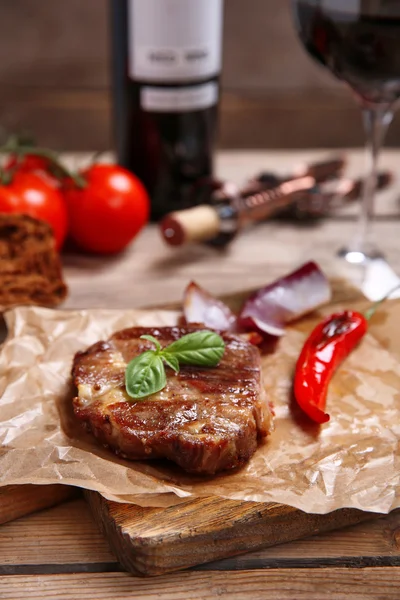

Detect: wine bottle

[110,0,224,221]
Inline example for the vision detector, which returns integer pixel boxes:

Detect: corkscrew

[159,157,392,248]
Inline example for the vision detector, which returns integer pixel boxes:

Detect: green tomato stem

[0,169,13,185]
[0,143,86,189]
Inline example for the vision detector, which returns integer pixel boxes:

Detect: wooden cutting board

[85,492,375,577]
[83,280,386,576]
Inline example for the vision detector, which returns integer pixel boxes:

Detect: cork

[160,205,221,246]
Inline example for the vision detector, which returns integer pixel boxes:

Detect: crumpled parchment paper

[0,302,399,514]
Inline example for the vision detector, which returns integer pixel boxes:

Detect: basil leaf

[125,351,166,399]
[164,331,225,366]
[162,353,180,373]
[140,334,161,352]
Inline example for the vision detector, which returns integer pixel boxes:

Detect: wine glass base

[337,245,384,265]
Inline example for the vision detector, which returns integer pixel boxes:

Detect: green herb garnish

[125,330,225,400]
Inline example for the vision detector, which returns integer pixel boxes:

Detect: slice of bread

[0,213,68,310]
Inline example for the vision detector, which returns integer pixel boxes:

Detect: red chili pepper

[294,282,400,425]
[294,310,368,424]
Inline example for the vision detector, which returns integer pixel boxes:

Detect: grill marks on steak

[72,326,272,474]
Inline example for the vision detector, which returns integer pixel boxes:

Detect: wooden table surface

[2,150,400,599]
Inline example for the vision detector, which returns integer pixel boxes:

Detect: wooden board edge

[85,490,379,576]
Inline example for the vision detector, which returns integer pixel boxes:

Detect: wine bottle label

[128,0,223,82]
[141,82,218,112]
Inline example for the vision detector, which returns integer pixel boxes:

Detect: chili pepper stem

[364,283,400,321]
[0,144,86,189]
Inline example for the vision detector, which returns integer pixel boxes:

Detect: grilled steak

[72,326,272,474]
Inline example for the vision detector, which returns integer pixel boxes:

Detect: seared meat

[72,326,272,474]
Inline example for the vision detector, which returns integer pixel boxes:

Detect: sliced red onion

[238,261,331,337]
[183,281,237,331]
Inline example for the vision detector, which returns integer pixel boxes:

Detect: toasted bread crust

[0,213,67,309]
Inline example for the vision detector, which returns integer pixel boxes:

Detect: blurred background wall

[1,0,400,151]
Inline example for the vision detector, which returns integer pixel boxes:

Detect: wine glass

[291,0,400,264]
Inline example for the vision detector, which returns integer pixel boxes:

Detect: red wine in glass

[292,0,400,263]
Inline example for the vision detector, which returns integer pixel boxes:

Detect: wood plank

[0,0,108,88]
[202,516,400,571]
[0,87,111,152]
[218,91,366,149]
[215,148,400,218]
[2,1,400,149]
[63,147,400,216]
[1,499,400,571]
[62,219,400,311]
[3,86,400,151]
[1,569,400,600]
[0,499,115,567]
[0,484,78,526]
[0,0,326,91]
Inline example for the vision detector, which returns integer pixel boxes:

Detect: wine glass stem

[357,105,393,250]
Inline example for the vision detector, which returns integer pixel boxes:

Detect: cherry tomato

[63,164,150,254]
[5,154,60,188]
[0,172,68,250]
